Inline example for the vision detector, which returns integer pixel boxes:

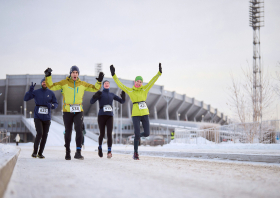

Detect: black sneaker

[31,153,37,158]
[98,147,103,158]
[133,152,139,160]
[74,150,84,160]
[37,154,45,159]
[65,150,71,160]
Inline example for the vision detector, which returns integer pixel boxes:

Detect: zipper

[74,81,76,104]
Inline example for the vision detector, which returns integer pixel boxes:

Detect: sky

[1,0,280,120]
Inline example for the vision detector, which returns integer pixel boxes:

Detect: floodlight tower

[249,0,264,122]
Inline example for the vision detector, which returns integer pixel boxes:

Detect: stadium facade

[0,74,228,143]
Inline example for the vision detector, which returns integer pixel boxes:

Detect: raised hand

[159,63,162,73]
[96,72,104,82]
[29,82,36,92]
[120,91,125,100]
[92,91,102,99]
[44,68,52,77]
[110,65,115,76]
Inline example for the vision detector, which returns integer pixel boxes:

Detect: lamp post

[202,115,204,122]
[29,111,32,131]
[20,106,22,115]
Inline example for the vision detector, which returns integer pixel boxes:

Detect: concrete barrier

[0,146,21,198]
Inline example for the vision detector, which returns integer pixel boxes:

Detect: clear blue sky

[1,0,280,119]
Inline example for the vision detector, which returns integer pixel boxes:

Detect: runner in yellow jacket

[44,66,103,160]
[110,63,162,160]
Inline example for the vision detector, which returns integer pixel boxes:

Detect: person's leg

[63,112,74,159]
[33,118,43,157]
[73,112,84,159]
[38,120,51,156]
[132,116,141,154]
[140,115,150,137]
[98,115,106,147]
[106,116,113,157]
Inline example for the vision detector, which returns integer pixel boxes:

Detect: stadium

[0,74,228,143]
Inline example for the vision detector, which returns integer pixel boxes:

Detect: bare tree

[227,63,275,143]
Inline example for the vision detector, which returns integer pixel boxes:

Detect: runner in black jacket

[90,80,125,158]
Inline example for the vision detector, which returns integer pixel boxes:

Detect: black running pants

[98,115,113,147]
[63,112,84,150]
[34,118,51,154]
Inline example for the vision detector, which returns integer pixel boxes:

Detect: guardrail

[0,129,10,143]
[174,120,280,144]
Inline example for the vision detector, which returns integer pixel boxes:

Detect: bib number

[70,104,81,113]
[138,102,147,110]
[103,105,113,112]
[38,107,48,114]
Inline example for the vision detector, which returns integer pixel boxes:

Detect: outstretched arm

[24,82,36,101]
[110,65,132,94]
[142,63,162,92]
[44,68,63,91]
[113,91,126,104]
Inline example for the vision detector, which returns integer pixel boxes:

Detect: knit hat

[41,78,45,85]
[70,65,80,75]
[135,76,143,82]
[103,80,110,85]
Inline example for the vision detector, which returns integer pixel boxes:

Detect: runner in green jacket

[110,63,162,160]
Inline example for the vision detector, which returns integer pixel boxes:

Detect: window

[95,125,97,129]
[87,124,90,129]
[125,126,127,130]
[17,122,20,128]
[0,121,4,128]
[128,125,130,130]
[8,122,12,128]
[12,121,16,128]
[91,124,94,129]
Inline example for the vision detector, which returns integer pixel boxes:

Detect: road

[4,146,280,198]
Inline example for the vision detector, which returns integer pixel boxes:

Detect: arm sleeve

[90,97,99,104]
[51,93,59,109]
[112,74,133,94]
[23,90,35,101]
[113,94,125,104]
[84,81,102,92]
[45,76,63,91]
[142,71,162,92]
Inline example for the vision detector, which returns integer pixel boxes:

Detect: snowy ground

[3,146,280,198]
[0,144,20,169]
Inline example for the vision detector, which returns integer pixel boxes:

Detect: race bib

[70,104,81,113]
[38,107,48,114]
[138,102,147,110]
[103,105,113,112]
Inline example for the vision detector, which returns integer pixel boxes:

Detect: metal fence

[174,120,280,144]
[0,129,10,143]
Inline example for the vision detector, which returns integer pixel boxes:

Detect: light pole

[29,111,32,131]
[202,115,204,122]
[20,106,22,115]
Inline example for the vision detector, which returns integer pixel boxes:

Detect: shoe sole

[74,157,84,160]
[31,156,37,158]
[107,154,112,159]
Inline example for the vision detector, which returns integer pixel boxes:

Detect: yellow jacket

[46,76,101,112]
[113,71,161,117]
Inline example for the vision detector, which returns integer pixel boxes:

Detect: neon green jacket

[113,71,162,117]
[46,76,101,112]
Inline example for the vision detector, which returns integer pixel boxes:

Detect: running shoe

[133,152,139,160]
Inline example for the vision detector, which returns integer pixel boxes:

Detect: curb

[112,150,280,163]
[0,148,21,198]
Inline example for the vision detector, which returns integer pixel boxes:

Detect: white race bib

[103,105,113,112]
[138,102,147,110]
[38,107,48,114]
[70,104,81,113]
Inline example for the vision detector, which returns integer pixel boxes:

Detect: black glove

[92,91,102,99]
[29,82,36,92]
[44,68,52,77]
[159,63,162,73]
[120,91,125,100]
[96,72,104,82]
[110,65,115,76]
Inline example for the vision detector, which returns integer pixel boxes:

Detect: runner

[90,80,125,158]
[44,66,103,160]
[24,78,58,158]
[110,63,162,160]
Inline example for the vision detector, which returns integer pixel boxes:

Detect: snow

[0,144,20,168]
[3,146,280,198]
